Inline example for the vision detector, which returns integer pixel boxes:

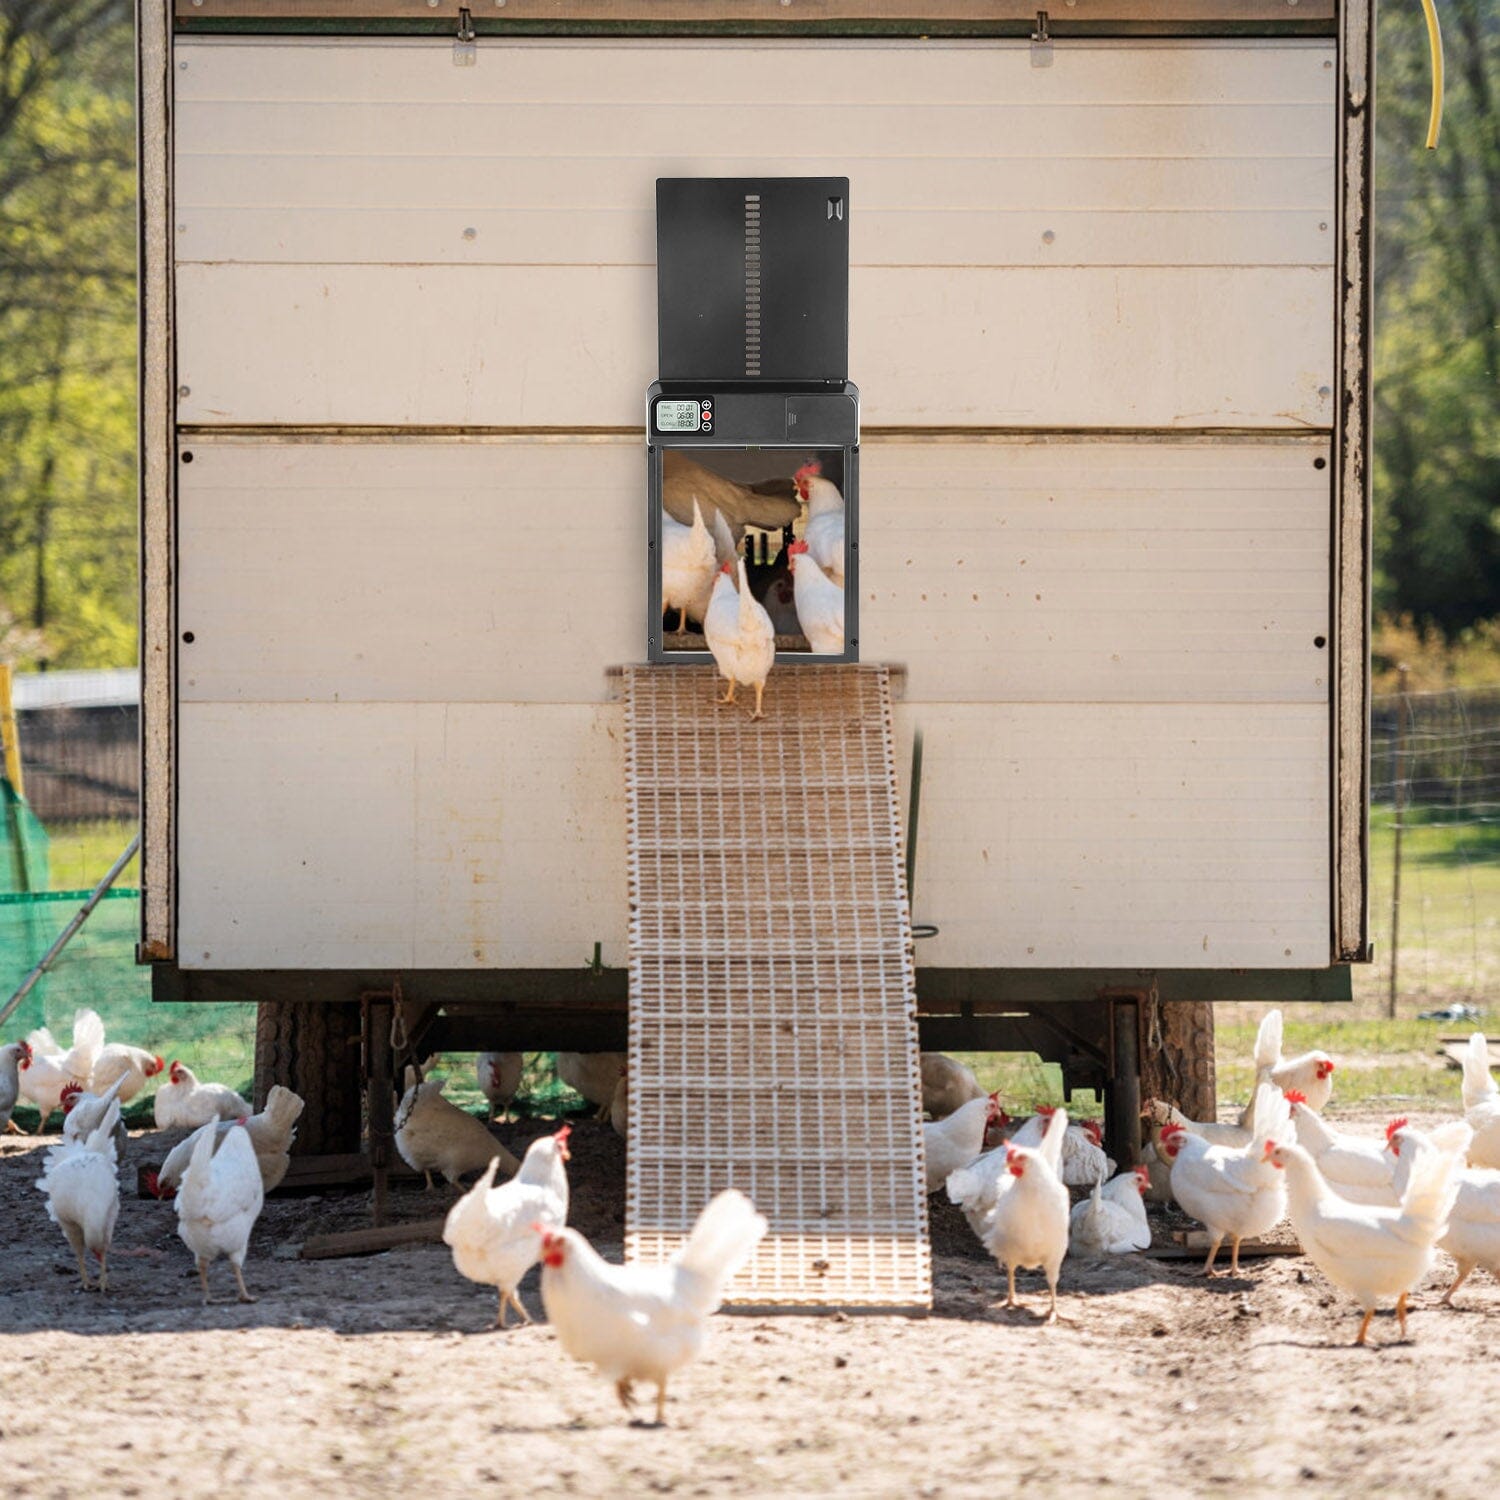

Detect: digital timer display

[655,399,703,432]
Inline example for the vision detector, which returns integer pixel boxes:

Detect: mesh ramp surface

[624,664,931,1308]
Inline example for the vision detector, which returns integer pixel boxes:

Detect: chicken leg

[1442,1262,1476,1306]
[231,1260,256,1305]
[1228,1235,1243,1276]
[615,1378,636,1414]
[1395,1289,1409,1340]
[749,681,766,721]
[63,1223,92,1290]
[197,1257,212,1305]
[655,1380,669,1427]
[1043,1279,1058,1326]
[716,680,738,708]
[1354,1308,1374,1346]
[1201,1234,1226,1277]
[1005,1265,1018,1309]
[95,1249,109,1295]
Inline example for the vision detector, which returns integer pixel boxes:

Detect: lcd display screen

[654,399,702,433]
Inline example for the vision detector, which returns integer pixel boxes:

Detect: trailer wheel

[1140,1000,1217,1123]
[253,1001,363,1155]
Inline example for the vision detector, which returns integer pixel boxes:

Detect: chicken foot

[748,681,766,721]
[63,1224,93,1291]
[616,1378,636,1414]
[1004,1265,1018,1309]
[715,680,738,708]
[4,1117,25,1134]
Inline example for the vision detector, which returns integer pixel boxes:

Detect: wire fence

[1364,684,1500,1014]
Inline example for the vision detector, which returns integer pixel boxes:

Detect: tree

[1374,2,1500,639]
[0,0,135,668]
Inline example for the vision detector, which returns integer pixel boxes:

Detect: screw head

[178,385,190,398]
[463,227,477,240]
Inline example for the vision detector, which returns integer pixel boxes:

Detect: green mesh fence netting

[1,791,591,1124]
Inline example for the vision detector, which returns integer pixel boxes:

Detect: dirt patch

[3,1112,1497,1498]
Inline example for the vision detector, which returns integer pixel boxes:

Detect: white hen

[922,1096,994,1195]
[1270,1123,1469,1344]
[476,1052,524,1120]
[703,559,776,720]
[978,1108,1071,1321]
[1459,1033,1500,1169]
[1247,1009,1335,1113]
[20,1009,104,1129]
[154,1060,252,1130]
[36,1097,122,1292]
[1387,1120,1500,1308]
[1286,1094,1398,1206]
[89,1043,166,1104]
[443,1124,572,1327]
[1161,1082,1291,1276]
[787,540,844,655]
[1069,1166,1152,1257]
[540,1188,768,1426]
[661,496,720,634]
[920,1053,986,1120]
[61,1076,129,1159]
[176,1120,265,1304]
[794,460,845,584]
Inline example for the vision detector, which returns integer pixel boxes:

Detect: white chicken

[1458,1032,1500,1169]
[1069,1166,1153,1257]
[1387,1120,1500,1307]
[36,1097,122,1292]
[443,1123,572,1327]
[555,1051,627,1118]
[395,1069,520,1189]
[89,1043,166,1104]
[1008,1106,1114,1189]
[977,1108,1071,1321]
[1284,1092,1398,1206]
[793,460,845,584]
[19,1009,104,1130]
[1160,1082,1291,1276]
[661,497,720,635]
[476,1051,524,1121]
[150,1085,305,1198]
[61,1077,129,1159]
[702,558,776,720]
[1269,1122,1470,1344]
[175,1119,265,1304]
[922,1095,995,1195]
[920,1052,986,1120]
[540,1188,768,1426]
[1246,1009,1335,1113]
[153,1060,252,1130]
[609,1069,629,1139]
[786,540,844,655]
[2,1039,29,1133]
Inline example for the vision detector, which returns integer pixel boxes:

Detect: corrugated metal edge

[138,0,177,962]
[1333,0,1372,963]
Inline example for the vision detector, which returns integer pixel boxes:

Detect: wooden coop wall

[169,36,1339,972]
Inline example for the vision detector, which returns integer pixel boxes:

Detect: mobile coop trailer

[140,0,1373,1301]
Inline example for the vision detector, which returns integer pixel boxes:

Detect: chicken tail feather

[674,1189,768,1308]
[1253,1009,1283,1078]
[1398,1128,1469,1241]
[1462,1032,1496,1108]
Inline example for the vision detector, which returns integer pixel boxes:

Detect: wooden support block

[298,1218,448,1261]
[1159,1230,1302,1258]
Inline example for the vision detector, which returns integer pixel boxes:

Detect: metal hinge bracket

[1031,10,1053,69]
[454,7,477,66]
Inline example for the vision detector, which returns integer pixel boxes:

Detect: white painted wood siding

[173,37,1336,429]
[176,437,1329,968]
[177,701,628,970]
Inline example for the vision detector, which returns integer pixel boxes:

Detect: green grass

[42,818,140,893]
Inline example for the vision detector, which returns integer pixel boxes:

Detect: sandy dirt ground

[3,1113,1498,1499]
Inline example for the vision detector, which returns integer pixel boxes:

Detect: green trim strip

[0,888,140,906]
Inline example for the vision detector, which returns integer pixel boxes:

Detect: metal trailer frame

[137,0,1373,1176]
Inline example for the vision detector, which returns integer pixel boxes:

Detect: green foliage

[0,2,135,669]
[1374,2,1500,640]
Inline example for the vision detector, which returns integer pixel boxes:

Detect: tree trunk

[1139,999,1217,1123]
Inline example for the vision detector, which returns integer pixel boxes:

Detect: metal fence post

[1388,663,1410,1019]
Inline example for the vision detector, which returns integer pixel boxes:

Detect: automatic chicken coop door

[648,178,857,665]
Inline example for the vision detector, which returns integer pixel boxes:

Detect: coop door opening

[659,446,848,656]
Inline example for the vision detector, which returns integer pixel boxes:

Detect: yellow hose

[1418,0,1445,150]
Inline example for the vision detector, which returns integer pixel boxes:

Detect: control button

[701,399,712,409]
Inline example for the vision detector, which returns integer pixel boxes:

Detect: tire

[253,1001,364,1155]
[1140,1000,1217,1123]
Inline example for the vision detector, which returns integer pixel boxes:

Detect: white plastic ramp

[623,663,931,1308]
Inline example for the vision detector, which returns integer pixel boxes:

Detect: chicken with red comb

[976,1110,1071,1319]
[1244,1009,1336,1115]
[539,1188,767,1425]
[443,1124,571,1328]
[1283,1095,1400,1207]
